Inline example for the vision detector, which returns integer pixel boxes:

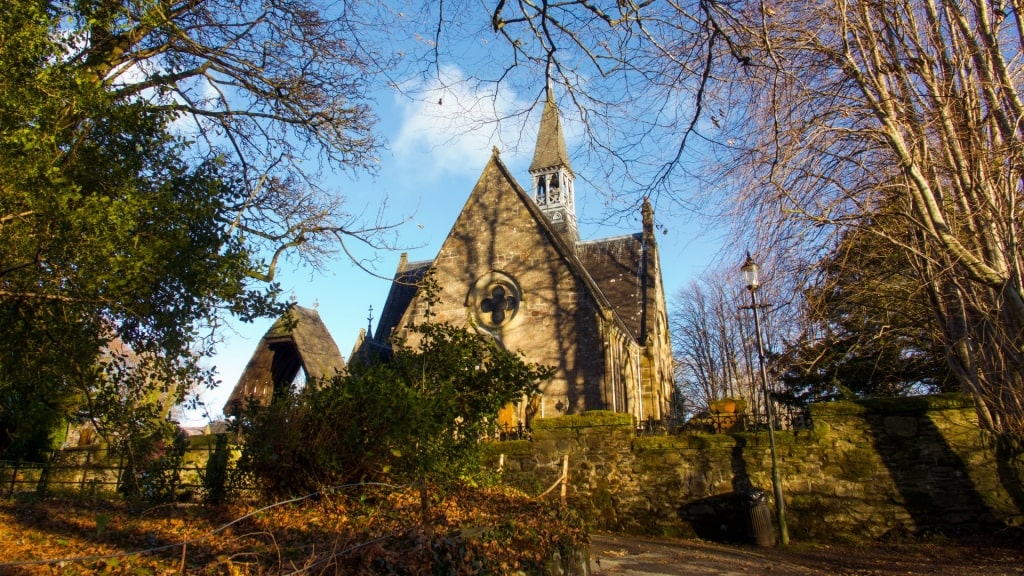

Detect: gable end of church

[357,97,675,426]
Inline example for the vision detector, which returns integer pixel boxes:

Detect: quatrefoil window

[470,272,521,328]
[481,285,516,325]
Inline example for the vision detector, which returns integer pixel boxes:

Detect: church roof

[223,305,345,414]
[367,257,433,349]
[529,96,573,174]
[363,152,652,352]
[576,234,650,342]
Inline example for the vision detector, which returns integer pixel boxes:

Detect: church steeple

[530,88,578,245]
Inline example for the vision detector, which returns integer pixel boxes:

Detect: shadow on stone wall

[995,435,1024,517]
[730,436,754,494]
[491,398,1021,542]
[675,435,761,544]
[678,492,746,543]
[862,398,997,535]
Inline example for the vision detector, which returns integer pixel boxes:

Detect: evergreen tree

[779,223,956,405]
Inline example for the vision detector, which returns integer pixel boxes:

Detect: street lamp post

[740,252,790,545]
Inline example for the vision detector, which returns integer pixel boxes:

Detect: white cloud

[391,66,535,181]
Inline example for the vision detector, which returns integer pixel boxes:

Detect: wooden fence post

[36,451,55,496]
[78,450,91,496]
[559,454,569,507]
[7,460,19,498]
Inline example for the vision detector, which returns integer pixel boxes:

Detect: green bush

[237,274,554,501]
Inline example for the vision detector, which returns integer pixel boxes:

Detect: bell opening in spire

[529,92,578,245]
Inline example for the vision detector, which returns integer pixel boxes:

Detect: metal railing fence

[490,406,813,440]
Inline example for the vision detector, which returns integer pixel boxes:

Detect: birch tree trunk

[719,0,1024,433]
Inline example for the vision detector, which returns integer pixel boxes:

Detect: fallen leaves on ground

[0,484,588,575]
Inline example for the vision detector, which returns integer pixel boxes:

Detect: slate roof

[223,305,345,414]
[365,257,433,350]
[529,97,573,174]
[576,234,650,342]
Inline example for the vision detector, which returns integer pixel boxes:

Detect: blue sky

[183,68,729,424]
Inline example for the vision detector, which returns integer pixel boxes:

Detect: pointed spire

[529,86,579,246]
[529,88,573,174]
[642,197,655,244]
[639,198,658,346]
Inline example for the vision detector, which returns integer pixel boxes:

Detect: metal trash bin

[743,488,776,547]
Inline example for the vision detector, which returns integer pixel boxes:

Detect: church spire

[530,86,573,174]
[530,86,578,245]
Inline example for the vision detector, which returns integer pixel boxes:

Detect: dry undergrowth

[0,485,587,575]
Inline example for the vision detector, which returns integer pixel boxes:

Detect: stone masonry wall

[405,158,610,414]
[486,395,1024,542]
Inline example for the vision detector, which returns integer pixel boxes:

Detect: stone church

[357,94,675,427]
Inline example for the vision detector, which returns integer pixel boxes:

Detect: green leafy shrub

[237,273,554,500]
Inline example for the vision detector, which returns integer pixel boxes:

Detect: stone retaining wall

[486,394,1024,542]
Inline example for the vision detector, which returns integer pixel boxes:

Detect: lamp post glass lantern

[740,252,789,545]
[741,254,759,290]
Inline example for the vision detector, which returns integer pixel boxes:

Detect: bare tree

[62,0,407,279]
[424,1,1024,435]
[672,278,746,410]
[671,264,797,418]
[705,0,1024,434]
[384,0,737,214]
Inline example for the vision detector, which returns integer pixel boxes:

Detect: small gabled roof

[368,255,433,348]
[223,305,344,414]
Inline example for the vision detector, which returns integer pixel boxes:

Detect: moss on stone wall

[836,447,880,482]
[632,435,686,452]
[532,411,633,430]
[498,394,1023,543]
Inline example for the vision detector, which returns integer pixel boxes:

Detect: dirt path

[589,533,1024,576]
